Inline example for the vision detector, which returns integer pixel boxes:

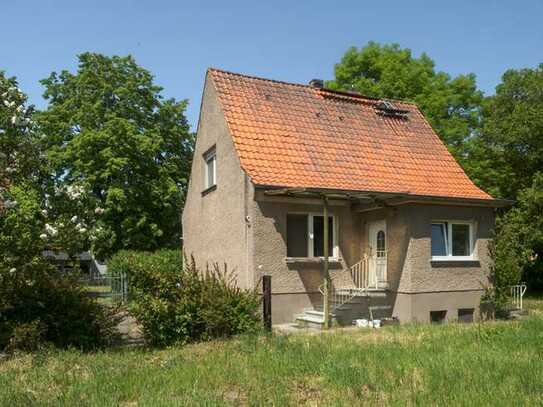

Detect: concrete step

[295,309,340,329]
[303,309,339,318]
[295,314,325,329]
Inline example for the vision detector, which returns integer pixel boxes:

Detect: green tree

[0,71,46,265]
[466,64,543,199]
[0,71,41,197]
[38,53,193,258]
[493,173,543,293]
[328,42,483,159]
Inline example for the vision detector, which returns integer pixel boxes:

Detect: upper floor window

[203,146,216,190]
[431,221,474,261]
[286,213,337,259]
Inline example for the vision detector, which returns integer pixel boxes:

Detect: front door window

[368,220,387,286]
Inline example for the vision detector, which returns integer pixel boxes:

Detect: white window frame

[431,220,475,261]
[286,212,339,260]
[203,147,216,190]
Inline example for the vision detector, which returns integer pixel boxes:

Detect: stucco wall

[251,194,360,296]
[182,76,254,289]
[250,199,495,324]
[399,204,494,293]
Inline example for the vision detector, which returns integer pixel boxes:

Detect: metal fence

[79,273,128,305]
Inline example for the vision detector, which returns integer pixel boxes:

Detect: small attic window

[375,100,409,119]
[203,146,216,192]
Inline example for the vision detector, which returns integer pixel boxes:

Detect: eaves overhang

[257,185,513,209]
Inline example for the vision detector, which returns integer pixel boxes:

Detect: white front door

[368,220,387,287]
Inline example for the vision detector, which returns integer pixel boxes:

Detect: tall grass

[2,316,543,405]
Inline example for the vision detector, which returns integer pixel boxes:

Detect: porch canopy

[262,185,511,329]
[262,185,513,210]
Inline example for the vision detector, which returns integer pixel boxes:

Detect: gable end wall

[182,77,254,289]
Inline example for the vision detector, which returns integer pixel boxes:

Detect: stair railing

[510,284,527,310]
[350,255,369,289]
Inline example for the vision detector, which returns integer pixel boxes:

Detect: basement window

[431,221,474,261]
[286,213,337,259]
[203,146,216,191]
[458,308,474,323]
[430,310,447,324]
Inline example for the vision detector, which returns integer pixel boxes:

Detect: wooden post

[323,196,330,329]
[263,275,272,331]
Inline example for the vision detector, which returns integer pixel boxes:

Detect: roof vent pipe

[309,79,324,89]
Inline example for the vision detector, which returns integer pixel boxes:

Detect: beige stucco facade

[182,78,496,324]
[182,78,255,289]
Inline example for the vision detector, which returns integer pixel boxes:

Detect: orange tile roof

[209,68,493,200]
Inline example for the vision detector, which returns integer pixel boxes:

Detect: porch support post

[322,195,331,329]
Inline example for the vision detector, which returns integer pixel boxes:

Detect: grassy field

[2,301,543,406]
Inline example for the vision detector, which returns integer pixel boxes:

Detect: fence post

[263,275,272,331]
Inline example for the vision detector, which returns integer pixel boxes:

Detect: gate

[79,274,128,305]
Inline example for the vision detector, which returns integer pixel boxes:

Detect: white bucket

[355,319,368,328]
[373,319,381,328]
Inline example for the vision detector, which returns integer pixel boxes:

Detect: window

[458,308,474,323]
[203,147,216,190]
[431,221,474,260]
[287,214,308,257]
[286,213,337,258]
[430,310,447,324]
[312,215,334,257]
[376,230,386,252]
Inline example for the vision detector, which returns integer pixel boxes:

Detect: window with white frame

[286,213,337,258]
[203,147,216,190]
[431,221,474,260]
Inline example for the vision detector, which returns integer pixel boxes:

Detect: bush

[0,260,120,352]
[109,250,261,346]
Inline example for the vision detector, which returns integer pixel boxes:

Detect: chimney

[309,79,324,89]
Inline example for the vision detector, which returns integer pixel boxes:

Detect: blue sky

[1,1,542,129]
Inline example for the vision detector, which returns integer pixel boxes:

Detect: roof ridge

[208,67,310,90]
[207,67,416,106]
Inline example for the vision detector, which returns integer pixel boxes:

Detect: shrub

[109,250,261,346]
[0,260,120,352]
[5,320,46,353]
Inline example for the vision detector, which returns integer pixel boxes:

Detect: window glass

[431,223,447,256]
[430,310,447,324]
[376,230,386,253]
[313,215,334,257]
[452,224,470,256]
[286,215,308,257]
[204,149,216,189]
[458,308,474,323]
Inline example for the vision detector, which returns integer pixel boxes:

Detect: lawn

[2,302,543,406]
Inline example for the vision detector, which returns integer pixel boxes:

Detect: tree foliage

[466,64,543,199]
[0,71,40,189]
[328,42,483,159]
[493,173,543,291]
[38,53,194,258]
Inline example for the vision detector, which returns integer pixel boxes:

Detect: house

[182,68,509,326]
[43,250,107,277]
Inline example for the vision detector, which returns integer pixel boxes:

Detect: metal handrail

[319,253,388,314]
[510,284,527,310]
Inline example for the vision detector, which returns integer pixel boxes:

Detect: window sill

[430,258,480,267]
[201,184,217,196]
[285,257,342,264]
[431,256,475,262]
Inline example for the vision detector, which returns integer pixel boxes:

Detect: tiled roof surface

[209,68,492,200]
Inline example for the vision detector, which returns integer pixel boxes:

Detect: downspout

[244,174,251,290]
[323,195,331,329]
